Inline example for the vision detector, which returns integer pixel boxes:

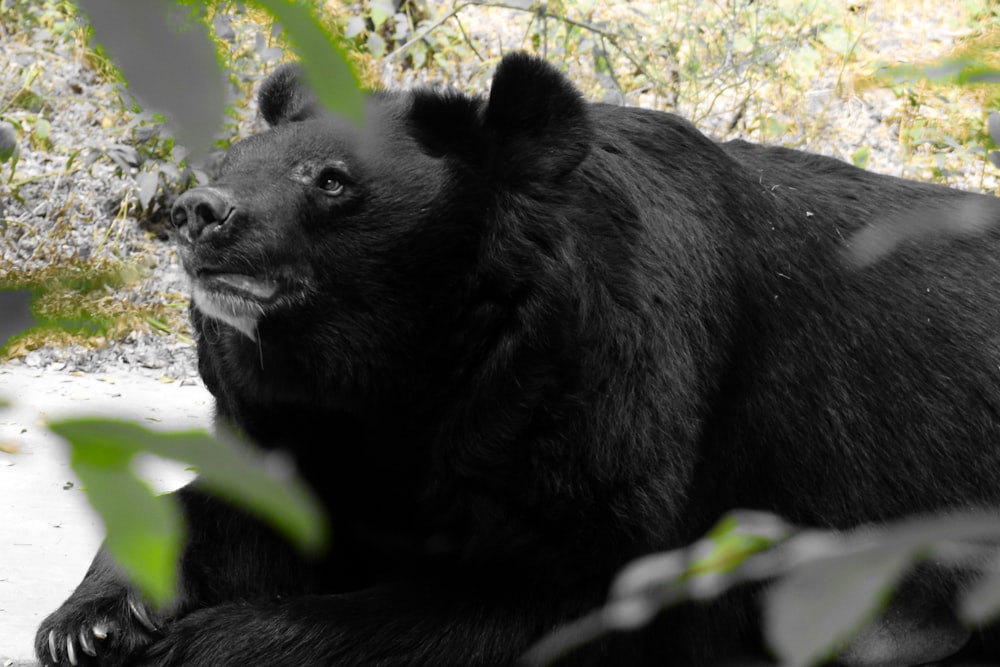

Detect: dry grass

[0,257,191,361]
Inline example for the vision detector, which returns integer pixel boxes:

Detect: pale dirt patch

[0,365,210,662]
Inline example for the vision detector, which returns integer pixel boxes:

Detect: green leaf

[988,112,1000,149]
[411,42,426,70]
[923,59,973,81]
[72,447,183,607]
[369,0,395,29]
[180,428,329,556]
[34,117,51,142]
[146,315,171,333]
[960,66,1000,84]
[249,0,366,124]
[55,423,181,605]
[818,26,851,56]
[391,12,409,41]
[344,16,365,39]
[790,45,821,82]
[74,0,226,154]
[368,32,386,59]
[136,171,160,210]
[0,121,18,163]
[852,145,870,170]
[212,11,236,42]
[765,117,791,138]
[689,511,789,577]
[764,513,1000,666]
[765,545,914,666]
[0,289,36,349]
[65,147,82,172]
[880,60,1000,87]
[48,419,328,556]
[961,565,1000,623]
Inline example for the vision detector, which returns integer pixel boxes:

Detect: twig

[519,609,609,667]
[453,14,485,63]
[385,1,472,61]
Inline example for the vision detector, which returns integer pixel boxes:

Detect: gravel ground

[0,14,201,381]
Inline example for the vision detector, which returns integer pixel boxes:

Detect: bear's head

[171,54,595,405]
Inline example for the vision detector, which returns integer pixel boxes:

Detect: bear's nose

[171,188,235,242]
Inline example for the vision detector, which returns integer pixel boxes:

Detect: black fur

[36,53,1000,666]
[258,63,322,126]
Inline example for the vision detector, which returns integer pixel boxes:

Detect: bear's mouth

[201,272,279,301]
[191,272,281,341]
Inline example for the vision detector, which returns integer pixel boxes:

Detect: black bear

[36,52,1000,666]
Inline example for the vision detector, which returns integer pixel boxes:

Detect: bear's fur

[37,53,1000,666]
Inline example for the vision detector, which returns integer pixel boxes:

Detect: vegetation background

[3,0,1000,665]
[3,0,999,366]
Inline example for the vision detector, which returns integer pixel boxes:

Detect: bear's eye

[316,169,345,196]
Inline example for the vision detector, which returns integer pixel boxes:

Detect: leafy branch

[525,511,1000,666]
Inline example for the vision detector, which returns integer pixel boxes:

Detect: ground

[0,365,210,663]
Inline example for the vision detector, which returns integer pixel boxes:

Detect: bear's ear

[483,53,592,182]
[258,63,323,126]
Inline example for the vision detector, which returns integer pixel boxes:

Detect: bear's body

[37,54,1000,666]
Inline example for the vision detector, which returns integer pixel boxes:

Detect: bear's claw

[129,598,158,633]
[37,589,164,667]
[79,627,98,656]
[48,624,107,666]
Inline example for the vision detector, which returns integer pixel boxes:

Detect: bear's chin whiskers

[193,285,264,341]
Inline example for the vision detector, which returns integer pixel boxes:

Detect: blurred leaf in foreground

[66,433,183,607]
[76,0,365,151]
[74,0,226,154]
[765,544,913,666]
[688,511,788,578]
[881,60,1000,86]
[0,120,18,164]
[961,559,1000,623]
[989,112,1000,148]
[766,514,1000,666]
[250,0,366,123]
[48,418,329,605]
[0,289,36,349]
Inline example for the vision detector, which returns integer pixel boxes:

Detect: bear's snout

[172,188,236,242]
